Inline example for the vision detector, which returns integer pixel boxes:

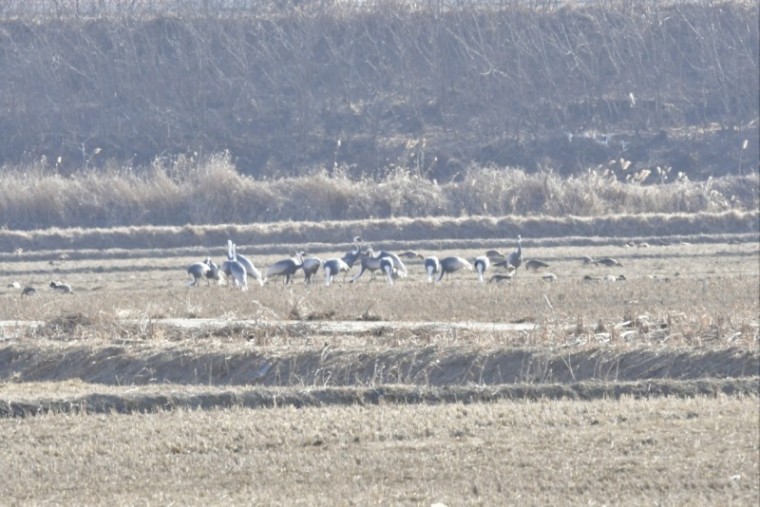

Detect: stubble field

[0,230,758,505]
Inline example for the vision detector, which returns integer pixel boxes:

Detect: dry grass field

[0,227,758,504]
[0,397,757,505]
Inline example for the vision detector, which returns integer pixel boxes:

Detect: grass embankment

[1,154,758,231]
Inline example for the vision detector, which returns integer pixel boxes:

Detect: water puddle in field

[0,318,537,339]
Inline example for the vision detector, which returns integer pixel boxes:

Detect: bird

[506,235,522,271]
[49,281,73,294]
[221,242,248,290]
[488,273,513,283]
[350,247,407,283]
[368,246,408,278]
[542,273,558,282]
[225,240,264,286]
[21,286,37,296]
[300,256,322,284]
[265,251,304,284]
[594,257,623,267]
[398,250,424,260]
[423,256,441,283]
[474,255,490,283]
[525,259,550,272]
[380,257,396,285]
[204,258,220,284]
[484,249,506,261]
[187,257,218,287]
[581,255,595,265]
[323,258,350,286]
[340,236,365,269]
[436,256,473,282]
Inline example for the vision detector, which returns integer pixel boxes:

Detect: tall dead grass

[0,153,757,229]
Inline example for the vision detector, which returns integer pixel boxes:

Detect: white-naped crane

[187,257,219,287]
[265,251,304,285]
[436,256,473,282]
[300,255,322,284]
[323,257,350,286]
[380,257,396,285]
[350,247,407,283]
[474,255,490,283]
[423,255,441,283]
[221,242,248,290]
[225,240,264,286]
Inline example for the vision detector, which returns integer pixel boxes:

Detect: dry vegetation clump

[1,155,757,229]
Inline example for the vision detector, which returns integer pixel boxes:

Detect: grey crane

[224,240,264,286]
[474,255,490,283]
[50,280,73,294]
[301,256,323,284]
[323,257,350,286]
[436,256,473,282]
[265,251,304,284]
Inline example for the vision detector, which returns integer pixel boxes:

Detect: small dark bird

[525,259,550,272]
[594,257,623,267]
[50,281,73,294]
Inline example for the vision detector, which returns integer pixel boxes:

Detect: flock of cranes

[184,235,571,290]
[9,235,628,296]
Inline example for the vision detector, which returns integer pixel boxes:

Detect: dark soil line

[1,378,757,418]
